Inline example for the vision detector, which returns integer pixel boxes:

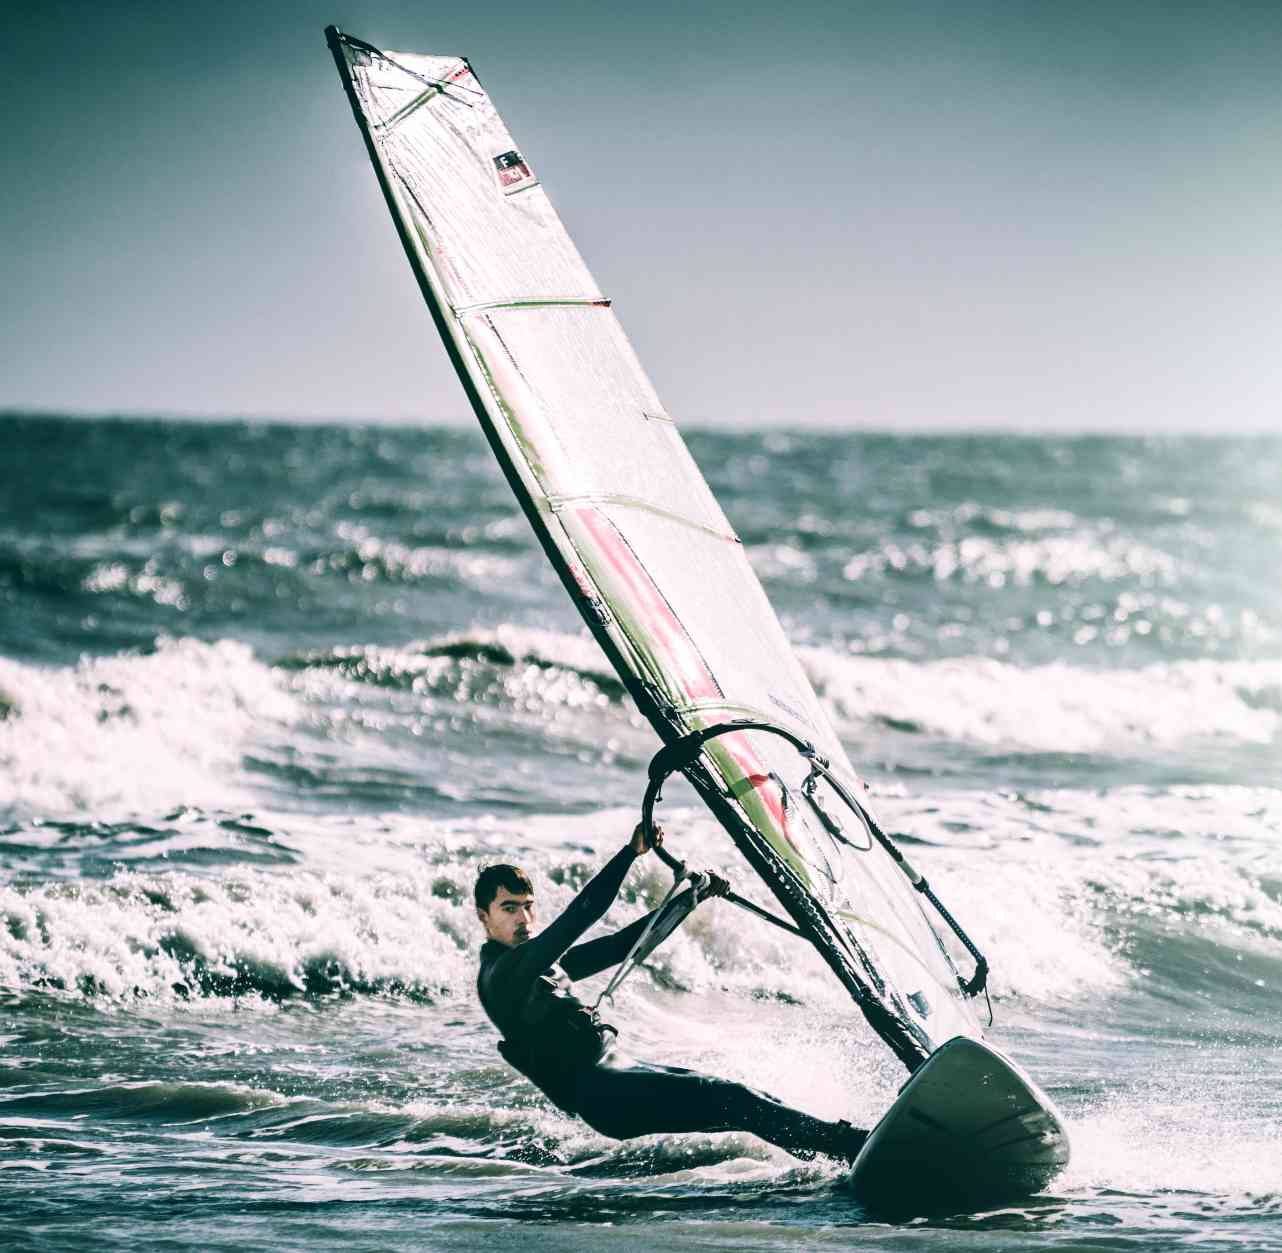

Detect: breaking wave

[0,639,297,814]
[6,791,1277,1026]
[286,626,1282,756]
[3,628,1277,821]
[804,649,1281,752]
[282,626,628,703]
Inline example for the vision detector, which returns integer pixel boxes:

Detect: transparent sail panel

[723,729,979,1044]
[462,308,727,531]
[349,49,599,307]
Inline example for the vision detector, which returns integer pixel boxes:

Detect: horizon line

[2,406,1277,440]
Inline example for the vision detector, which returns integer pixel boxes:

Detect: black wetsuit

[477,844,861,1160]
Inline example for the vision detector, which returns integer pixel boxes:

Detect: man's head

[474,863,536,947]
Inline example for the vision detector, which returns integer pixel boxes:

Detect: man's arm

[559,871,730,981]
[558,909,660,982]
[503,843,639,982]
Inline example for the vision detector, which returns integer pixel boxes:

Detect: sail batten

[456,299,614,313]
[546,495,740,541]
[327,25,985,1072]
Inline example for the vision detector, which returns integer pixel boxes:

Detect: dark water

[2,415,1280,1250]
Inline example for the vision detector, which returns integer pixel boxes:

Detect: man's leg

[572,1056,865,1161]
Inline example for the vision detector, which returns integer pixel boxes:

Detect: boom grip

[640,723,808,940]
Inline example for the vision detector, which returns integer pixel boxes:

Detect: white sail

[327,29,984,1070]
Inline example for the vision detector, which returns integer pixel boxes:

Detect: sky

[2,0,1280,431]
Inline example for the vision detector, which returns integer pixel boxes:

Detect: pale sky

[3,0,1280,431]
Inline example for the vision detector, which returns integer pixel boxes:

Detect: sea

[2,414,1279,1251]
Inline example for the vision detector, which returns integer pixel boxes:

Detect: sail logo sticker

[493,150,538,196]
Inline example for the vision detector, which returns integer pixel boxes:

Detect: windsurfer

[475,822,869,1163]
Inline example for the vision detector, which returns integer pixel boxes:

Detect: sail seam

[547,494,741,542]
[668,699,816,736]
[375,83,452,132]
[338,34,481,107]
[455,297,612,314]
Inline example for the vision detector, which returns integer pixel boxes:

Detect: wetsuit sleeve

[504,844,638,982]
[559,909,661,981]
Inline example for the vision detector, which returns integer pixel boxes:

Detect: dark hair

[474,864,534,911]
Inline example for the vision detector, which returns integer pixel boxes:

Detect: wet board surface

[850,1035,1071,1216]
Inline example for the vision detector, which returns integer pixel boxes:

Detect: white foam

[290,625,627,719]
[3,787,1273,1071]
[0,808,853,1014]
[0,859,474,1004]
[801,649,1282,752]
[289,623,1282,757]
[358,625,1282,755]
[431,623,615,679]
[0,639,298,815]
[868,784,1282,1007]
[1066,1083,1282,1200]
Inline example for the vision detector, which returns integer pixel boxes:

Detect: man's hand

[629,821,663,856]
[699,871,731,901]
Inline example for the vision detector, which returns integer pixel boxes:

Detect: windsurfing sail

[326,27,985,1072]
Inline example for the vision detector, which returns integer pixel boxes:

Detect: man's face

[478,885,536,947]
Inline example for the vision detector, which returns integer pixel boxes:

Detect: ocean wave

[288,526,528,590]
[287,626,1281,756]
[802,649,1282,752]
[0,1077,813,1176]
[0,809,850,1011]
[0,639,297,814]
[4,626,1276,826]
[1066,1080,1282,1200]
[0,802,1144,1017]
[871,785,1282,1013]
[0,859,473,1006]
[0,1080,283,1124]
[0,629,644,821]
[0,811,301,883]
[278,626,1280,756]
[905,502,1083,537]
[283,626,628,706]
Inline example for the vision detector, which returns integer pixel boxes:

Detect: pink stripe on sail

[575,507,720,703]
[573,507,798,854]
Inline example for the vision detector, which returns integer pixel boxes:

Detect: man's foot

[823,1120,869,1165]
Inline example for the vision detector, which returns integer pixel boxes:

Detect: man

[475,821,868,1163]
